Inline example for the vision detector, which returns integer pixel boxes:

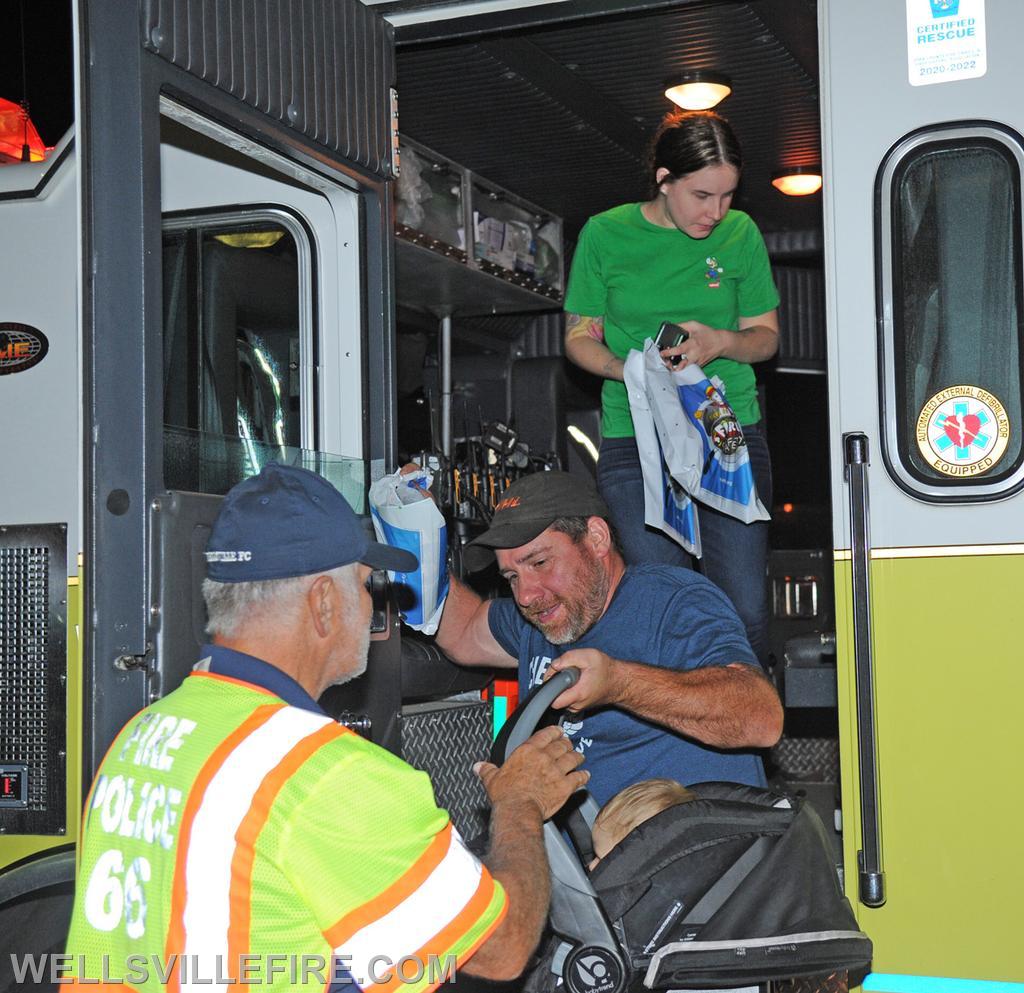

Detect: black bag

[496,670,872,993]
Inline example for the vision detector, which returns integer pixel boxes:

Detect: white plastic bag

[624,350,701,556]
[626,342,769,554]
[369,467,449,634]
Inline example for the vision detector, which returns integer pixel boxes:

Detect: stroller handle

[490,667,580,765]
[487,666,628,991]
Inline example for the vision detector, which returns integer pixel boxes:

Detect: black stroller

[492,669,872,993]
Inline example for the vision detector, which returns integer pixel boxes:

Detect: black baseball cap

[205,463,417,582]
[463,470,609,572]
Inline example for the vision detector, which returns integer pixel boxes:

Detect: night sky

[1,0,73,147]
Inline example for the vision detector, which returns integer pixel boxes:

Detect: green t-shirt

[564,203,780,436]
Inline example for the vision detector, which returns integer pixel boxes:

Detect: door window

[878,125,1024,498]
[162,213,312,494]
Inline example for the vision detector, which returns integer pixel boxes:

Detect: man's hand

[544,649,621,711]
[475,725,588,820]
[398,462,433,499]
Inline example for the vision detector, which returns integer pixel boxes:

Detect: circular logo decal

[916,385,1010,477]
[0,322,49,376]
[564,947,623,993]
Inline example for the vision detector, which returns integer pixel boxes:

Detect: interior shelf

[394,136,563,319]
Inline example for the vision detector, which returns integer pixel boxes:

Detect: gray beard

[526,558,610,645]
[332,606,372,687]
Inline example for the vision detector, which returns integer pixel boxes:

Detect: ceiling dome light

[664,72,732,111]
[771,166,823,197]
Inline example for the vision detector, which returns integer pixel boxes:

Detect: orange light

[783,502,794,513]
[0,98,48,164]
[664,72,732,111]
[771,168,823,197]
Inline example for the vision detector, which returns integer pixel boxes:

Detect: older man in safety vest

[64,463,587,991]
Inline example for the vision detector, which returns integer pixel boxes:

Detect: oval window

[877,123,1024,500]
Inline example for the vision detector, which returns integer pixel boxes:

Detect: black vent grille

[773,264,827,371]
[0,524,68,835]
[143,0,395,177]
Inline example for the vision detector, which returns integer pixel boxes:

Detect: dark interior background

[385,0,830,546]
[387,0,821,243]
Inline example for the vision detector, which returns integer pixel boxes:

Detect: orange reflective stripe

[323,822,454,948]
[365,871,503,993]
[226,721,350,981]
[163,702,284,993]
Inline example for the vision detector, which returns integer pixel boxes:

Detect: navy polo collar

[196,643,327,716]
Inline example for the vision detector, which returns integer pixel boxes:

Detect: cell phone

[655,321,689,351]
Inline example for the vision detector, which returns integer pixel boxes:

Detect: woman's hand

[659,320,725,369]
[660,311,780,369]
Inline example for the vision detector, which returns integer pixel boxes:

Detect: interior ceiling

[389,0,821,243]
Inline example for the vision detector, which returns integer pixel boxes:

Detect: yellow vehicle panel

[836,550,1024,983]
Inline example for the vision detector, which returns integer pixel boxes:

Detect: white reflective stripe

[180,706,333,992]
[338,826,485,979]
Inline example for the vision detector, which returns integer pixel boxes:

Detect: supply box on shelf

[395,136,564,307]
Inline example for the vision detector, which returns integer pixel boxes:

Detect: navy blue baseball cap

[205,463,417,582]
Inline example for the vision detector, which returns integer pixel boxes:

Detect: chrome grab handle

[844,432,885,907]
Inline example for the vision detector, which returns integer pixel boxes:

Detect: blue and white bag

[626,342,769,555]
[369,468,449,634]
[624,350,701,557]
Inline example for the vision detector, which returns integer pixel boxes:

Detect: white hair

[202,563,360,638]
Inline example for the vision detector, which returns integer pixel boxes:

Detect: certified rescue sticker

[916,385,1009,476]
[906,0,986,87]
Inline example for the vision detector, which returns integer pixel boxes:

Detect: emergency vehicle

[0,0,1021,990]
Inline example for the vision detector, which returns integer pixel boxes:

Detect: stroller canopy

[497,668,872,993]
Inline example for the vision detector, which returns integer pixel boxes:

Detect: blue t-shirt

[488,564,767,806]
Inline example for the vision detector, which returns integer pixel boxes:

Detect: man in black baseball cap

[435,470,783,808]
[461,469,610,573]
[65,462,589,987]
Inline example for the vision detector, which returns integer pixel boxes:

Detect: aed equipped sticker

[0,322,49,375]
[906,0,986,86]
[916,384,1009,477]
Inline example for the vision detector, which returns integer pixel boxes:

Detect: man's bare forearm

[461,799,550,980]
[614,660,783,747]
[435,575,516,669]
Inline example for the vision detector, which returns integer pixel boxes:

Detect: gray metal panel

[149,491,223,701]
[143,0,395,179]
[81,4,164,774]
[0,149,81,560]
[400,701,491,841]
[822,0,1024,547]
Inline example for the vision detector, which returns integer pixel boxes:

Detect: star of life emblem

[916,385,1009,477]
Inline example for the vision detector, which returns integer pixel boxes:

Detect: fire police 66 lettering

[83,714,196,936]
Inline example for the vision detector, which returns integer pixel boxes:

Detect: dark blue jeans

[597,427,772,665]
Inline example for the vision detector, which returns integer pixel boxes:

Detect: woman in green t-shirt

[563,110,780,664]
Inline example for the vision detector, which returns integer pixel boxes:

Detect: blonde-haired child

[590,778,696,866]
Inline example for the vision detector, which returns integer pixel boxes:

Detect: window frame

[876,120,1024,502]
